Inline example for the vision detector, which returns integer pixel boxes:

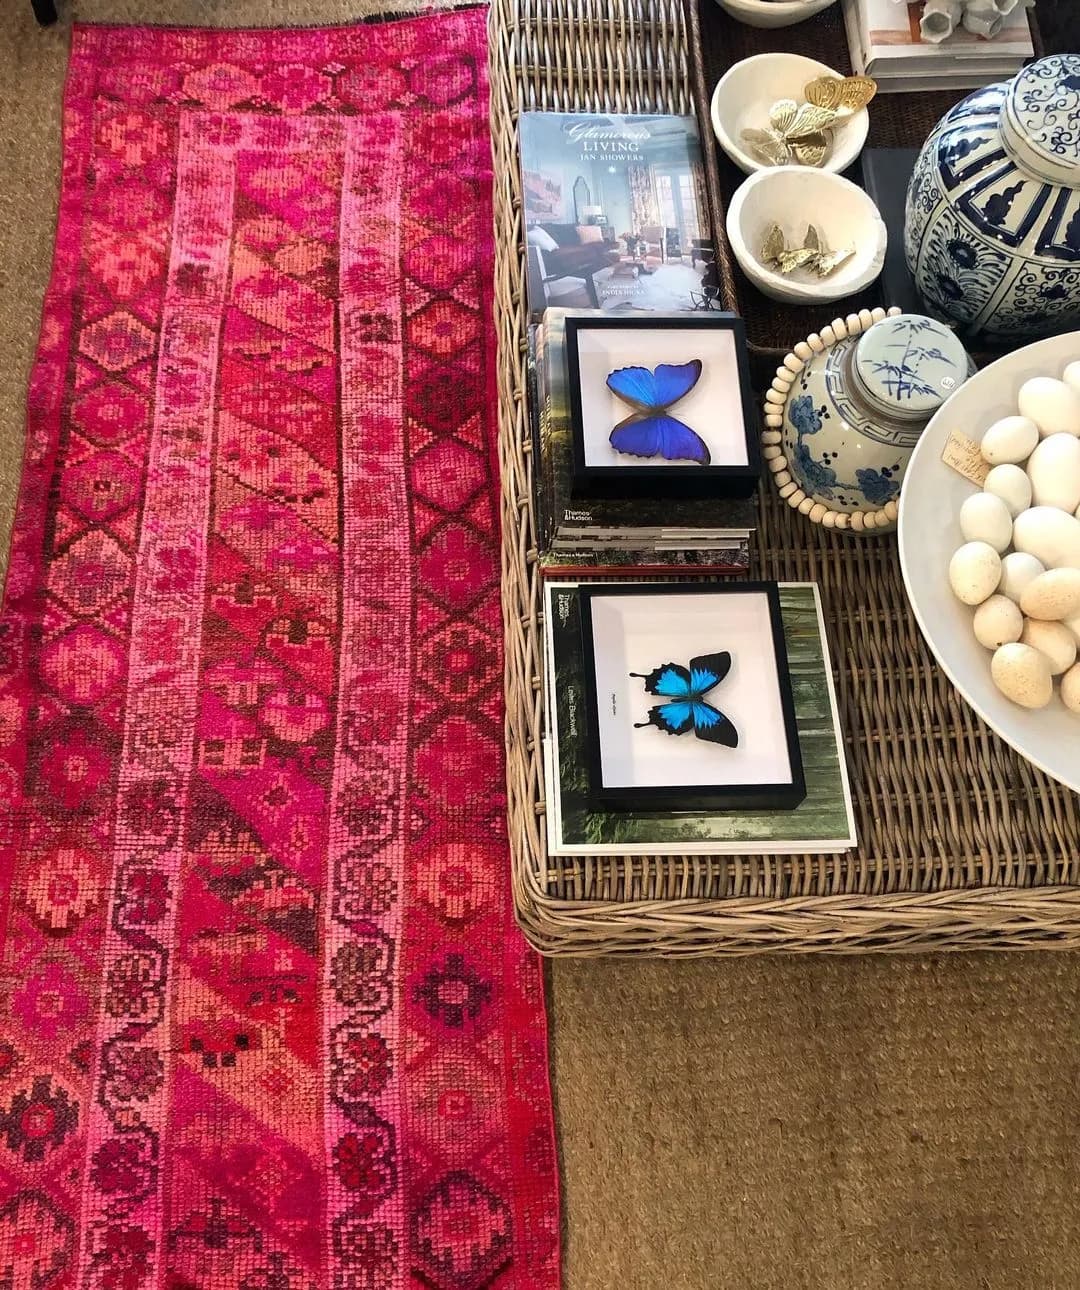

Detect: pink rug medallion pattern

[0,12,560,1289]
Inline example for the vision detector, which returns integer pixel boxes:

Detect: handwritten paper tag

[941,430,989,487]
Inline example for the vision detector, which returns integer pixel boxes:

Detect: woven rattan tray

[490,0,1080,956]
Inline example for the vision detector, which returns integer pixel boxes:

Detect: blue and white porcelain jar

[904,55,1080,343]
[779,312,972,522]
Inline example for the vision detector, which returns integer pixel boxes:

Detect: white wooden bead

[764,413,784,427]
[778,481,798,498]
[788,488,806,508]
[761,429,782,445]
[809,502,828,523]
[858,308,874,331]
[783,354,804,375]
[770,377,791,396]
[794,341,813,361]
[884,499,899,521]
[823,510,838,529]
[836,512,850,530]
[763,445,782,460]
[870,306,887,323]
[846,313,862,334]
[764,389,785,407]
[767,454,788,473]
[831,317,848,339]
[807,332,825,352]
[887,305,902,316]
[851,510,866,531]
[774,470,791,487]
[775,366,791,383]
[864,510,879,530]
[798,496,815,515]
[820,325,836,347]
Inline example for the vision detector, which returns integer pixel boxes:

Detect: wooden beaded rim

[762,304,904,534]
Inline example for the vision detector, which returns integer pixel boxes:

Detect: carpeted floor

[4,6,1080,1289]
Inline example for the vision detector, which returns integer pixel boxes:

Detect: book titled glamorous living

[519,112,713,319]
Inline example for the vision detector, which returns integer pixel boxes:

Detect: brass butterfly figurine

[760,223,855,278]
[740,74,877,169]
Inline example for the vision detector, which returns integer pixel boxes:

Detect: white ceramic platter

[898,332,1080,794]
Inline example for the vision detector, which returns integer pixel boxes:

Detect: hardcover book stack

[528,310,756,577]
[843,0,1035,91]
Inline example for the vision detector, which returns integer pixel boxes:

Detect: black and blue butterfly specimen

[630,652,738,746]
[605,360,710,465]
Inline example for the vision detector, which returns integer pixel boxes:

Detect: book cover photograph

[520,112,713,319]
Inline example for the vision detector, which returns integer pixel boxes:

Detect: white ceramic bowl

[898,332,1080,794]
[726,167,887,304]
[710,52,869,176]
[714,0,838,27]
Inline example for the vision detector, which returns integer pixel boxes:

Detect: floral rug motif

[0,13,559,1288]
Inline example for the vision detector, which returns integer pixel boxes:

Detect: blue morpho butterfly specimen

[605,359,710,465]
[630,651,738,746]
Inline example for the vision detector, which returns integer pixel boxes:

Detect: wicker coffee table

[489,0,1080,956]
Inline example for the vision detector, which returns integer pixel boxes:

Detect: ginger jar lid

[1002,55,1080,189]
[852,314,971,423]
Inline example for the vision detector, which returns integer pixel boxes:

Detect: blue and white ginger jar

[904,54,1080,343]
[782,313,972,517]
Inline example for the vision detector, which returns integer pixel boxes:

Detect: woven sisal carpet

[0,10,559,1287]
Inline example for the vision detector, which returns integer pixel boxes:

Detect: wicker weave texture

[488,0,1080,955]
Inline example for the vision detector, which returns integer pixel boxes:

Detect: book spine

[526,325,551,555]
[540,562,748,578]
[540,545,749,567]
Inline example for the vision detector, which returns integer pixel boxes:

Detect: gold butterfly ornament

[760,223,855,279]
[740,75,877,169]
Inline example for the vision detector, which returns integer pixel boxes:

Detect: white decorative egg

[983,464,1031,518]
[1026,433,1080,512]
[948,541,1001,606]
[947,361,1080,714]
[1019,568,1080,621]
[972,595,1023,650]
[1020,618,1077,676]
[959,492,1012,552]
[990,642,1053,709]
[1061,663,1080,715]
[1018,376,1080,438]
[1012,507,1080,570]
[980,415,1040,465]
[998,551,1045,603]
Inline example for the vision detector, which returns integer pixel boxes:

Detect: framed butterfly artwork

[577,583,805,812]
[564,314,760,499]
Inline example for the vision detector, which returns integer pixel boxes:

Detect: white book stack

[842,0,1035,92]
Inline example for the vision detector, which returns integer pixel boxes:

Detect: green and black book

[542,580,856,855]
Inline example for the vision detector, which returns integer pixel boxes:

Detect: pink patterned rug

[0,12,560,1288]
